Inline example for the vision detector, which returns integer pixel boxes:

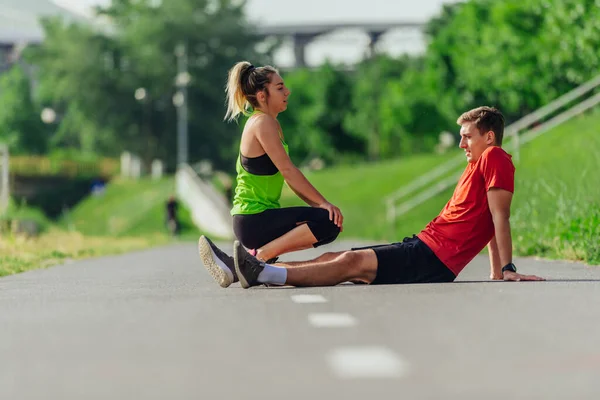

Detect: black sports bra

[240,153,279,176]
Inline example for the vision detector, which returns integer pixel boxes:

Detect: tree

[29,0,274,170]
[278,63,363,166]
[0,64,49,154]
[97,0,275,170]
[344,55,422,160]
[422,0,600,122]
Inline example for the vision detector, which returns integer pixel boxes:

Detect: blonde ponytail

[224,61,253,122]
[224,61,279,122]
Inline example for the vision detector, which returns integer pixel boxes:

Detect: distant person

[90,179,105,197]
[165,195,180,236]
[197,61,343,288]
[201,106,545,288]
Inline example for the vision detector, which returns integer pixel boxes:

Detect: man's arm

[487,236,502,280]
[487,188,545,282]
[487,187,513,267]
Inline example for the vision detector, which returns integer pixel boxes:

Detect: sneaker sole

[198,236,233,288]
[233,240,251,289]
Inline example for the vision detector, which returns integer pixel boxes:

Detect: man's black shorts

[351,235,456,285]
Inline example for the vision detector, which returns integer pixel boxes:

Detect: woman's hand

[319,202,344,231]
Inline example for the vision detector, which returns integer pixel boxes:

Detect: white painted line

[308,313,357,328]
[290,294,328,304]
[327,346,409,379]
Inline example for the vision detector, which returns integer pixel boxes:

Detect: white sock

[210,248,233,281]
[257,263,287,285]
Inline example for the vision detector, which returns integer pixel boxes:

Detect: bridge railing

[384,74,600,228]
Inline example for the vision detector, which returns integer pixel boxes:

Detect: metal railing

[175,163,234,239]
[385,74,600,227]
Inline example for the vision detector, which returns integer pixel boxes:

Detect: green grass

[0,198,53,233]
[281,109,600,265]
[280,151,458,240]
[0,176,203,277]
[0,230,171,277]
[62,176,200,240]
[510,110,600,264]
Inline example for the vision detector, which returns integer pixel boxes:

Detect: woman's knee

[308,219,341,247]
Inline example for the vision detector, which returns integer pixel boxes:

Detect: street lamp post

[0,144,9,215]
[174,43,190,167]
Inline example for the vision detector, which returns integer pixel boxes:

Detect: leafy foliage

[26,0,271,170]
[3,0,599,171]
[0,65,49,154]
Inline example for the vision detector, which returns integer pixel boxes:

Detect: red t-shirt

[417,146,515,276]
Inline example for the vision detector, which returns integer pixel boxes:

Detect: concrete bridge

[1,7,426,71]
[255,21,425,68]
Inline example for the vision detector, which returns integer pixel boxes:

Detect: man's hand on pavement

[502,271,545,282]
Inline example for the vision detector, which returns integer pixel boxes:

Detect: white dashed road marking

[308,313,357,328]
[327,346,409,379]
[292,296,405,379]
[290,294,328,304]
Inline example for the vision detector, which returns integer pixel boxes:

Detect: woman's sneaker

[234,241,265,289]
[198,236,238,288]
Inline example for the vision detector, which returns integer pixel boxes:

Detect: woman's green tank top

[230,113,289,216]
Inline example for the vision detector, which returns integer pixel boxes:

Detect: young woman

[224,61,343,265]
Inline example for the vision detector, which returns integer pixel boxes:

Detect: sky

[60,0,457,23]
[51,0,460,66]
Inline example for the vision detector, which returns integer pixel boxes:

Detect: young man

[199,106,545,288]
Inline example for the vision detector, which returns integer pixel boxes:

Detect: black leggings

[232,207,341,250]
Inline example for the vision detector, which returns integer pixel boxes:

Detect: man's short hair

[457,106,505,145]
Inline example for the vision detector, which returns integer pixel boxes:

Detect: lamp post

[174,43,190,167]
[0,144,8,215]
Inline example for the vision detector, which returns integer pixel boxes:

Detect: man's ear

[486,130,496,145]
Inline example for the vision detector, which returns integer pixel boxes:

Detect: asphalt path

[1,240,599,399]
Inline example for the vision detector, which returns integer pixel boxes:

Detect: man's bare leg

[276,251,346,268]
[282,250,377,286]
[277,251,370,284]
[234,241,378,288]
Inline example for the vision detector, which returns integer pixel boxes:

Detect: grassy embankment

[0,177,200,277]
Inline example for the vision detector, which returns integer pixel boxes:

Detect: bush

[0,198,52,236]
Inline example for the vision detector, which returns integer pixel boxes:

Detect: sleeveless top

[230,111,289,216]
